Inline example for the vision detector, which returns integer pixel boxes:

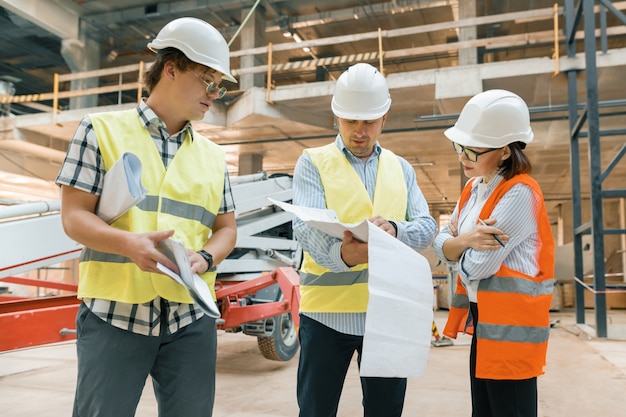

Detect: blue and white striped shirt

[434,174,540,302]
[293,134,438,335]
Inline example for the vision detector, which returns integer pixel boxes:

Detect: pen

[478,218,505,247]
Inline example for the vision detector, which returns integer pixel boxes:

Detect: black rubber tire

[257,311,299,361]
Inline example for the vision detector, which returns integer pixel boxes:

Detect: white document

[359,222,433,378]
[96,152,148,224]
[156,238,221,318]
[267,197,369,242]
[268,198,433,378]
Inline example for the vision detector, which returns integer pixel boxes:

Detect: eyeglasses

[192,72,227,99]
[452,142,500,162]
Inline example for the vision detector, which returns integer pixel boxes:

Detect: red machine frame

[0,268,299,352]
[215,267,300,330]
[0,174,300,353]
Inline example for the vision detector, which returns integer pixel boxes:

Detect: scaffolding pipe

[0,201,60,220]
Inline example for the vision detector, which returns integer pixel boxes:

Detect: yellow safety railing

[1,63,147,122]
[3,3,626,117]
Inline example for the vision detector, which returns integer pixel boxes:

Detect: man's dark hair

[144,48,196,93]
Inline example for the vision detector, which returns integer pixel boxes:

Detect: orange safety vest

[443,174,555,380]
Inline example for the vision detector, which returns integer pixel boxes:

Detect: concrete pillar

[557,201,574,246]
[556,204,565,246]
[459,164,468,193]
[434,0,480,110]
[60,20,99,109]
[430,208,441,227]
[238,153,263,175]
[239,5,266,90]
[458,0,477,66]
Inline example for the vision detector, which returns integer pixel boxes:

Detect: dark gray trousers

[72,302,217,417]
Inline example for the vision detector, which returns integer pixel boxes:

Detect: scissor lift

[0,173,301,361]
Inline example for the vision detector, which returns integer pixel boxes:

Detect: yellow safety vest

[299,143,407,313]
[78,109,225,303]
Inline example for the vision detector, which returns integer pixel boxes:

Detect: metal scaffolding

[563,0,626,337]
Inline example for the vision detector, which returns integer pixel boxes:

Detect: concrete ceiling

[0,0,625,221]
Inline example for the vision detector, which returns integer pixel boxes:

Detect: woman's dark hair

[498,141,532,180]
[144,48,196,93]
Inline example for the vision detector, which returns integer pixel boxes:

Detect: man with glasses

[56,17,237,417]
[192,71,228,99]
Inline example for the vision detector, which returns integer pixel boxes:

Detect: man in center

[292,62,438,417]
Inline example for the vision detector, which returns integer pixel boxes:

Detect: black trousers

[297,314,407,417]
[469,302,538,417]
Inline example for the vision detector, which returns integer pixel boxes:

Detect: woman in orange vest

[433,89,555,417]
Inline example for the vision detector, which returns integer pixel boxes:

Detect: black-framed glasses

[452,142,500,162]
[192,72,227,99]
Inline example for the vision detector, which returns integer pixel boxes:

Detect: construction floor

[1,309,625,417]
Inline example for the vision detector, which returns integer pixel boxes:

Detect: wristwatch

[197,250,213,273]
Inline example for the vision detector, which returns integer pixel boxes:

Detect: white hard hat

[444,89,533,148]
[148,17,237,84]
[331,63,391,120]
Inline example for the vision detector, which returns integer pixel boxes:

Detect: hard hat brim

[444,125,495,148]
[148,41,237,84]
[331,98,391,120]
[444,125,534,148]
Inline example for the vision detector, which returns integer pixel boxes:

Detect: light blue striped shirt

[434,174,540,301]
[293,134,438,335]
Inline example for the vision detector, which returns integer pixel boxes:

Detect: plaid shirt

[56,101,235,336]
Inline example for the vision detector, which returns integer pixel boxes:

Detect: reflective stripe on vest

[300,270,369,312]
[476,275,553,344]
[442,174,555,380]
[78,110,225,304]
[161,197,217,228]
[299,143,407,313]
[477,323,549,344]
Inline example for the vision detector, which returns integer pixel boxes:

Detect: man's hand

[188,249,210,275]
[340,230,368,267]
[369,215,396,237]
[126,229,178,274]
